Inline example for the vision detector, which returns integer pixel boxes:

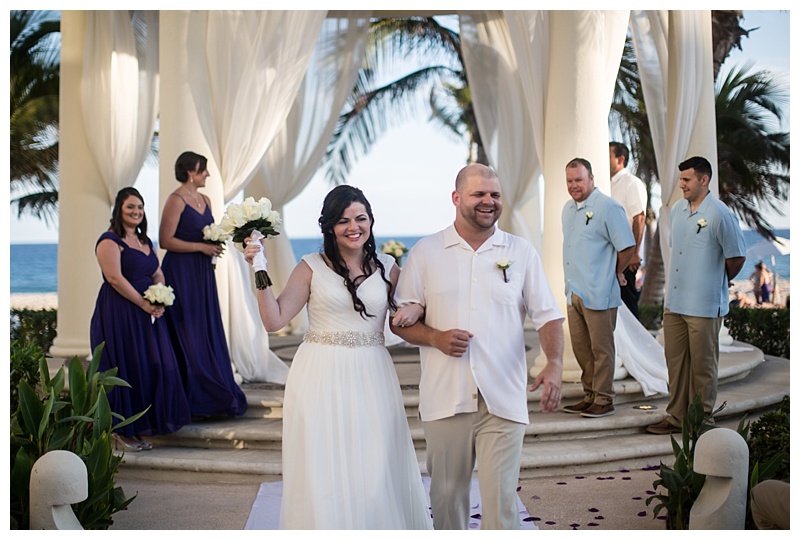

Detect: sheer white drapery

[459,11,545,250]
[229,14,370,381]
[82,11,159,202]
[241,13,371,340]
[630,10,716,272]
[199,11,325,382]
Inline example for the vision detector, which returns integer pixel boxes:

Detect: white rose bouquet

[380,240,408,266]
[143,283,175,324]
[202,223,233,269]
[221,197,281,289]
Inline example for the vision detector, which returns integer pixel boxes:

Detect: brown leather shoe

[646,419,682,435]
[562,400,593,414]
[580,402,615,418]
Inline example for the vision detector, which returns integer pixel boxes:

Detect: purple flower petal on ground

[623,476,632,480]
[570,523,581,529]
[530,516,541,521]
[557,481,567,485]
[575,475,585,479]
[632,496,643,500]
[645,490,656,495]
[531,495,541,500]
[638,511,647,517]
[643,465,660,471]
[619,468,630,473]
[469,523,479,529]
[657,515,667,521]
[595,515,605,520]
[606,476,615,480]
[470,514,481,519]
[588,508,599,513]
[545,521,556,525]
[588,522,599,527]
[523,517,536,522]
[516,486,522,492]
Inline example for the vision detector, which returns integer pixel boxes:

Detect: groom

[391,163,565,530]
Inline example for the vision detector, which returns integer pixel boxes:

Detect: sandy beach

[9,293,58,310]
[8,278,789,313]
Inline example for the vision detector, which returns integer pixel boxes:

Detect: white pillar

[534,11,630,381]
[50,11,109,361]
[158,11,230,335]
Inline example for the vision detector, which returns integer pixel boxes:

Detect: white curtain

[82,11,159,202]
[198,11,326,383]
[241,13,371,339]
[630,10,714,272]
[459,11,544,250]
[228,13,371,382]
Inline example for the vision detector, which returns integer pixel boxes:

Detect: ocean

[9,230,790,294]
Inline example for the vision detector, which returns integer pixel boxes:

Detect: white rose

[268,210,282,227]
[226,204,248,228]
[241,197,262,222]
[257,197,273,219]
[219,216,235,234]
[394,248,403,257]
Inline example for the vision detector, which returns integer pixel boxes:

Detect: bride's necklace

[182,188,202,209]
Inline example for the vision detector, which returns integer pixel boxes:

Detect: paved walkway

[110,465,666,530]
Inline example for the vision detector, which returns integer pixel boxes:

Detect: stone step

[121,355,788,479]
[239,339,764,419]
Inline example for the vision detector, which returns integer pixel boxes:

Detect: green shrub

[10,343,145,529]
[10,308,58,354]
[10,339,43,413]
[747,396,790,483]
[725,307,790,359]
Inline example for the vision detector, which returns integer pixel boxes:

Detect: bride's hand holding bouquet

[222,197,281,289]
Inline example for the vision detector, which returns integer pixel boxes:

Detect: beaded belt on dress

[303,330,385,348]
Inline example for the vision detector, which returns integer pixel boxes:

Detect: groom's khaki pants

[423,393,526,530]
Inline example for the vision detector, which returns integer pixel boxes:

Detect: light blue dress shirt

[665,194,746,318]
[562,188,635,310]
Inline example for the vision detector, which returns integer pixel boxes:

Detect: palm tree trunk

[640,221,666,306]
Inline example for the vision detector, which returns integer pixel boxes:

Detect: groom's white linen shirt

[395,225,564,425]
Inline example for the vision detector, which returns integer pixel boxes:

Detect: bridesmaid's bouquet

[143,283,175,324]
[221,197,281,290]
[380,239,408,266]
[202,223,233,269]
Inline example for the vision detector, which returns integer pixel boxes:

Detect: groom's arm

[390,320,473,358]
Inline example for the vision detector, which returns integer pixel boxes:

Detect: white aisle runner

[245,476,538,530]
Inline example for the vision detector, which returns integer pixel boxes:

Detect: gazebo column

[49,11,108,362]
[158,11,231,335]
[535,11,630,381]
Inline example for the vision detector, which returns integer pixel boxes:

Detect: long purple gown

[90,232,191,437]
[162,201,247,417]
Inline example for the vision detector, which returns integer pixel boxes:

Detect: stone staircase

[119,332,789,480]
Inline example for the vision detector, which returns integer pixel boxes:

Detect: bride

[244,185,432,529]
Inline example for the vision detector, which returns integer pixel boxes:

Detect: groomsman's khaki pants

[567,294,618,405]
[663,310,722,424]
[422,393,526,530]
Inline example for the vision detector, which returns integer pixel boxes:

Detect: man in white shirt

[609,142,648,319]
[391,163,565,530]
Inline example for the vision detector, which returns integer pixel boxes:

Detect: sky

[5,9,793,244]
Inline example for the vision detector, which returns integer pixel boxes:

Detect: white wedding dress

[279,253,432,529]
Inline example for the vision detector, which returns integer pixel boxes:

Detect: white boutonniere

[585,211,594,225]
[496,258,513,283]
[696,218,708,234]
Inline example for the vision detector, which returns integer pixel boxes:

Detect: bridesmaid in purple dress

[90,187,191,452]
[160,151,247,418]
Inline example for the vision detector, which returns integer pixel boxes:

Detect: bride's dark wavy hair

[318,185,396,319]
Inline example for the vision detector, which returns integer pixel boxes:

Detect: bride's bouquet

[202,223,232,269]
[221,197,281,289]
[380,239,408,266]
[143,283,175,324]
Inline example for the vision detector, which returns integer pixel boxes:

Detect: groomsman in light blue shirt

[646,156,746,435]
[560,158,635,419]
